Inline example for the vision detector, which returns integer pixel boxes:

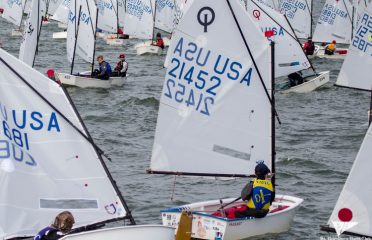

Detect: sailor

[153,32,165,49]
[303,37,315,55]
[113,53,128,77]
[236,162,275,218]
[34,211,75,240]
[93,55,112,80]
[288,71,304,87]
[325,40,336,55]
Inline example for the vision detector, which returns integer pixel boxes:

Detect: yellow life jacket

[326,43,335,52]
[247,178,274,210]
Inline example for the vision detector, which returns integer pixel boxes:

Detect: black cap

[255,163,270,176]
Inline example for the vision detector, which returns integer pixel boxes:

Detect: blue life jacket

[34,226,56,240]
[99,61,112,76]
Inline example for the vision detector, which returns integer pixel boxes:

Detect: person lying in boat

[152,32,165,49]
[93,55,112,80]
[34,211,75,240]
[236,163,275,219]
[112,53,128,77]
[325,40,336,55]
[303,37,315,55]
[288,71,304,87]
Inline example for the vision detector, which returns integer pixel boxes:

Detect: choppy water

[0,1,370,239]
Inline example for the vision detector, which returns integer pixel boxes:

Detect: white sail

[247,0,311,77]
[0,48,127,239]
[66,0,97,63]
[150,0,273,176]
[51,0,70,24]
[172,0,193,28]
[327,124,372,236]
[96,0,117,32]
[278,0,312,39]
[312,0,353,44]
[124,0,154,39]
[154,0,175,33]
[254,0,279,10]
[117,0,125,27]
[335,2,372,90]
[19,0,46,67]
[47,0,63,14]
[2,0,26,26]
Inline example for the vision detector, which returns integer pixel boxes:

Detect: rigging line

[85,0,95,35]
[342,0,353,25]
[283,14,316,74]
[226,0,281,124]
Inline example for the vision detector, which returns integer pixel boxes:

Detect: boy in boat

[288,71,304,87]
[93,55,112,80]
[303,37,315,55]
[236,163,275,218]
[112,53,128,77]
[325,40,336,55]
[153,32,165,49]
[34,211,75,240]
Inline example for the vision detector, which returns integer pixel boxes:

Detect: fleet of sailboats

[1,0,372,238]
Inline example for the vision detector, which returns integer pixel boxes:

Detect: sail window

[213,145,251,161]
[40,199,98,209]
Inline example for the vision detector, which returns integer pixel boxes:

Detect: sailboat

[311,0,364,59]
[148,0,303,239]
[56,0,126,88]
[0,46,174,239]
[19,0,46,67]
[246,0,329,93]
[52,0,72,39]
[320,3,372,237]
[1,0,28,36]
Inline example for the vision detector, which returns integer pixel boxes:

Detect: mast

[310,0,313,37]
[270,41,276,188]
[89,3,98,75]
[116,0,119,38]
[369,87,372,126]
[284,14,316,74]
[32,0,43,67]
[351,5,355,40]
[70,0,80,75]
[151,0,156,43]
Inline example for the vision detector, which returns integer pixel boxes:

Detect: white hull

[11,29,22,36]
[136,45,162,55]
[313,45,348,59]
[106,38,125,46]
[96,32,106,38]
[60,225,175,240]
[52,31,67,39]
[281,71,330,93]
[56,72,126,89]
[161,195,303,240]
[134,37,171,49]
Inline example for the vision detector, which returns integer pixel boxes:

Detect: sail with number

[19,0,46,67]
[335,2,372,90]
[326,123,372,237]
[0,47,131,239]
[96,0,117,32]
[277,0,312,39]
[154,0,175,33]
[1,0,26,26]
[149,0,273,177]
[247,0,311,77]
[173,0,193,28]
[312,0,353,44]
[124,0,153,39]
[66,0,97,63]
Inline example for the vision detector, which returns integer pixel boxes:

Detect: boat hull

[56,72,126,89]
[11,29,22,36]
[281,71,330,93]
[313,45,348,59]
[60,225,175,240]
[136,45,162,56]
[52,31,67,39]
[161,195,303,240]
[105,38,125,46]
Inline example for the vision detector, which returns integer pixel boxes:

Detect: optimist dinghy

[56,72,126,89]
[0,47,174,240]
[147,0,303,239]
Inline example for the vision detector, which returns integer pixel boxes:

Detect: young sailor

[303,37,315,55]
[93,55,112,80]
[153,32,164,49]
[325,40,336,55]
[34,211,75,240]
[236,163,275,218]
[113,53,128,77]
